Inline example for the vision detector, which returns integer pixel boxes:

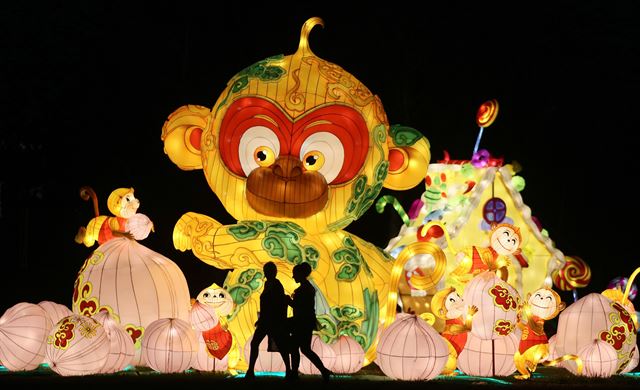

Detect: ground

[1,363,638,389]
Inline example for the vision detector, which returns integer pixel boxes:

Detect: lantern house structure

[384,160,589,315]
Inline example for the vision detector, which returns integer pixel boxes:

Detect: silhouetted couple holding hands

[245,262,332,382]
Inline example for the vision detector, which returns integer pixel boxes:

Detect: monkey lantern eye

[303,151,325,171]
[253,146,276,167]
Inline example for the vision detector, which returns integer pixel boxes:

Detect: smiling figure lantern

[161,17,430,368]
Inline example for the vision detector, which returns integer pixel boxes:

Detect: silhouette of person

[287,262,332,381]
[245,262,292,379]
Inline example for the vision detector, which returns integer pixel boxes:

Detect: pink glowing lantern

[142,318,197,373]
[92,311,134,373]
[300,335,336,375]
[457,332,518,377]
[547,334,558,361]
[622,344,638,374]
[463,271,521,340]
[72,238,191,366]
[38,301,73,325]
[555,293,636,374]
[127,213,154,240]
[331,335,365,374]
[0,302,52,371]
[46,314,110,376]
[243,334,286,372]
[376,313,448,380]
[191,333,228,372]
[578,339,618,378]
[190,301,219,331]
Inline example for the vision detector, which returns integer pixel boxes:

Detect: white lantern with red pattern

[46,314,110,376]
[555,293,636,374]
[463,271,521,340]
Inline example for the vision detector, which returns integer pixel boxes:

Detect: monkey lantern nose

[272,156,303,179]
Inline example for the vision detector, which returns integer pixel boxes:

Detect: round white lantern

[457,332,518,377]
[0,302,52,371]
[332,335,365,374]
[46,314,110,376]
[578,339,618,378]
[556,293,636,374]
[72,238,191,366]
[92,311,134,373]
[38,301,73,325]
[376,313,448,380]
[243,334,286,372]
[142,318,197,373]
[127,213,154,240]
[190,301,219,331]
[463,271,521,340]
[300,335,336,375]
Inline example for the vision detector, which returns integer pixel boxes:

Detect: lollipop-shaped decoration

[552,256,591,291]
[608,276,638,301]
[472,99,499,155]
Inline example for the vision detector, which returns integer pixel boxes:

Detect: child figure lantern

[162,17,431,368]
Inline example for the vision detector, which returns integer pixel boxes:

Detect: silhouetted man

[245,262,292,379]
[288,262,332,381]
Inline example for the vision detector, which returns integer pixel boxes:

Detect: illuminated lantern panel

[555,293,636,374]
[331,335,365,374]
[376,313,448,380]
[578,339,618,378]
[142,318,197,373]
[457,332,518,377]
[463,271,520,340]
[189,301,219,332]
[0,302,52,371]
[46,314,110,376]
[38,301,73,326]
[622,345,638,374]
[72,238,191,366]
[191,334,229,372]
[243,334,286,372]
[127,213,154,240]
[92,311,134,373]
[300,335,336,375]
[546,334,558,361]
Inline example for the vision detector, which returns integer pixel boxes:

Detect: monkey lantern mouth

[245,156,329,219]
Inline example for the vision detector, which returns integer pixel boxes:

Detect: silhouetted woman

[245,262,292,379]
[288,262,332,381]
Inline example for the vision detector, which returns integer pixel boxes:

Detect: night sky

[1,2,639,312]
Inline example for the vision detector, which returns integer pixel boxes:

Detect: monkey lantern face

[528,288,560,320]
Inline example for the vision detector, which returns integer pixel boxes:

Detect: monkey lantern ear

[383,125,431,191]
[161,105,211,170]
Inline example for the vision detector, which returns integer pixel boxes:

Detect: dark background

[1,2,639,312]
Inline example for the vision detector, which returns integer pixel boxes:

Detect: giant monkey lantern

[161,17,430,369]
